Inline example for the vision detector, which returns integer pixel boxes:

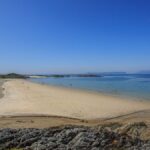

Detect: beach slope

[0,79,150,120]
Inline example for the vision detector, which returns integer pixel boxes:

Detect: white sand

[0,79,150,119]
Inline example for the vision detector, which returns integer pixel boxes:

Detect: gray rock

[0,123,149,150]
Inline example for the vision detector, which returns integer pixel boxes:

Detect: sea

[29,74,150,100]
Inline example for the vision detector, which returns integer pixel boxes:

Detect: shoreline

[0,80,150,149]
[0,79,150,119]
[0,79,150,128]
[29,78,150,102]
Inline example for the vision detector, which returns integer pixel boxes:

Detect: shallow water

[29,74,150,100]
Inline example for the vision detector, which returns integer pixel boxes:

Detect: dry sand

[0,79,150,121]
[1,110,150,128]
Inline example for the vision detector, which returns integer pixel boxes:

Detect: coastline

[0,79,150,120]
[28,78,150,101]
[29,78,150,102]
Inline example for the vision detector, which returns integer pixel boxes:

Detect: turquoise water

[29,74,150,100]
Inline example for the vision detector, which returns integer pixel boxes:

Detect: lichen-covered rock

[0,123,150,150]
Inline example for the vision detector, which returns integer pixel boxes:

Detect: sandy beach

[1,81,150,149]
[0,79,150,120]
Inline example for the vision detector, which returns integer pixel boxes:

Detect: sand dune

[0,79,150,119]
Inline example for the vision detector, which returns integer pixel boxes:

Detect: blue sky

[0,0,150,74]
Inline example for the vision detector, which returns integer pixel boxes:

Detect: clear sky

[0,0,150,74]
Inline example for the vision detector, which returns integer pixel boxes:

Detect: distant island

[1,72,150,79]
[0,73,28,79]
[0,73,102,79]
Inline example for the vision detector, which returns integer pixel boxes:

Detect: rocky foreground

[0,122,150,150]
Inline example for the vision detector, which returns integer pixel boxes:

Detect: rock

[118,122,147,137]
[0,122,150,150]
